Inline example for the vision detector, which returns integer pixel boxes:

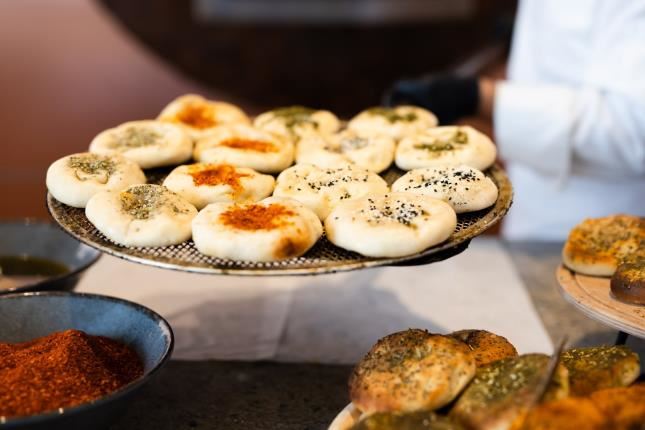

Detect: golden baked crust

[562,214,644,276]
[450,354,569,430]
[349,329,476,415]
[590,384,645,429]
[611,259,645,305]
[518,397,606,430]
[448,329,518,367]
[561,346,640,396]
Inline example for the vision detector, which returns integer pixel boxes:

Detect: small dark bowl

[0,292,174,430]
[0,220,101,294]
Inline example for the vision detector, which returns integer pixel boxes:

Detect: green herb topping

[367,107,418,123]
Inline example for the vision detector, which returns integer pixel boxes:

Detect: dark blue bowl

[0,292,174,429]
[0,220,101,294]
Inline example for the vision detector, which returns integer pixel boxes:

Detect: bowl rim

[0,291,175,426]
[0,219,102,294]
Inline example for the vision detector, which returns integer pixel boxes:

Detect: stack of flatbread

[330,328,643,430]
[563,214,644,305]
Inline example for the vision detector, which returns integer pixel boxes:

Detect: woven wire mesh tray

[47,163,512,276]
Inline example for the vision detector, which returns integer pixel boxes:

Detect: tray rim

[555,264,645,339]
[46,163,512,276]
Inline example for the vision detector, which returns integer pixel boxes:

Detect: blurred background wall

[0,0,513,220]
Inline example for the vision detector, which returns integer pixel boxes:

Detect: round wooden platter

[556,265,645,339]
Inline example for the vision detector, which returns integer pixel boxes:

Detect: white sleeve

[494,81,645,178]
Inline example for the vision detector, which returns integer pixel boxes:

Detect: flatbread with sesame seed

[163,163,275,209]
[562,214,644,276]
[349,329,476,415]
[85,184,197,247]
[347,106,438,140]
[296,129,395,173]
[273,164,389,220]
[46,152,146,208]
[324,193,456,258]
[191,197,322,261]
[395,126,496,171]
[157,94,250,138]
[89,120,193,169]
[194,124,294,173]
[392,165,498,213]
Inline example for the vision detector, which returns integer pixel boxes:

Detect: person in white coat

[388,0,645,241]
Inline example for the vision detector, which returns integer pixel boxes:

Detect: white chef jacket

[495,0,645,241]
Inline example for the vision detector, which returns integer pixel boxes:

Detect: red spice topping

[0,330,143,419]
[189,164,250,192]
[219,138,277,152]
[176,102,216,129]
[219,203,295,230]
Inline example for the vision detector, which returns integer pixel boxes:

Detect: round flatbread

[253,106,340,142]
[295,129,395,173]
[273,164,389,220]
[347,106,438,140]
[86,184,197,247]
[193,124,294,173]
[349,329,476,415]
[163,163,275,209]
[157,94,250,138]
[192,197,322,261]
[395,125,496,171]
[325,193,456,258]
[46,152,146,208]
[562,214,644,276]
[392,165,498,213]
[89,120,192,169]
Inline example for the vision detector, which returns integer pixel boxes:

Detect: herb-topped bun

[562,214,644,277]
[395,126,496,171]
[324,193,456,258]
[273,164,389,220]
[46,152,146,208]
[85,184,197,247]
[451,354,570,429]
[163,163,275,209]
[194,124,294,174]
[561,346,640,396]
[347,106,438,140]
[448,330,518,367]
[89,120,192,169]
[349,329,476,415]
[295,129,396,173]
[392,165,498,213]
[157,94,250,138]
[191,197,322,261]
[253,106,340,142]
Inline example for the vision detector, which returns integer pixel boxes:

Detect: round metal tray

[47,163,512,276]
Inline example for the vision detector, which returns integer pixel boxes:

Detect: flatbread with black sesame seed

[392,165,497,213]
[273,164,388,220]
[324,193,456,258]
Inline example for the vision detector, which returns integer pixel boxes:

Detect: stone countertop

[110,241,644,430]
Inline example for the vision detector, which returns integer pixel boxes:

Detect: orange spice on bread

[219,138,278,152]
[219,203,295,230]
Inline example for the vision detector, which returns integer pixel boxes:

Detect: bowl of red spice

[0,291,173,429]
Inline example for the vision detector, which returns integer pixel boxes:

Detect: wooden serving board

[556,265,645,339]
